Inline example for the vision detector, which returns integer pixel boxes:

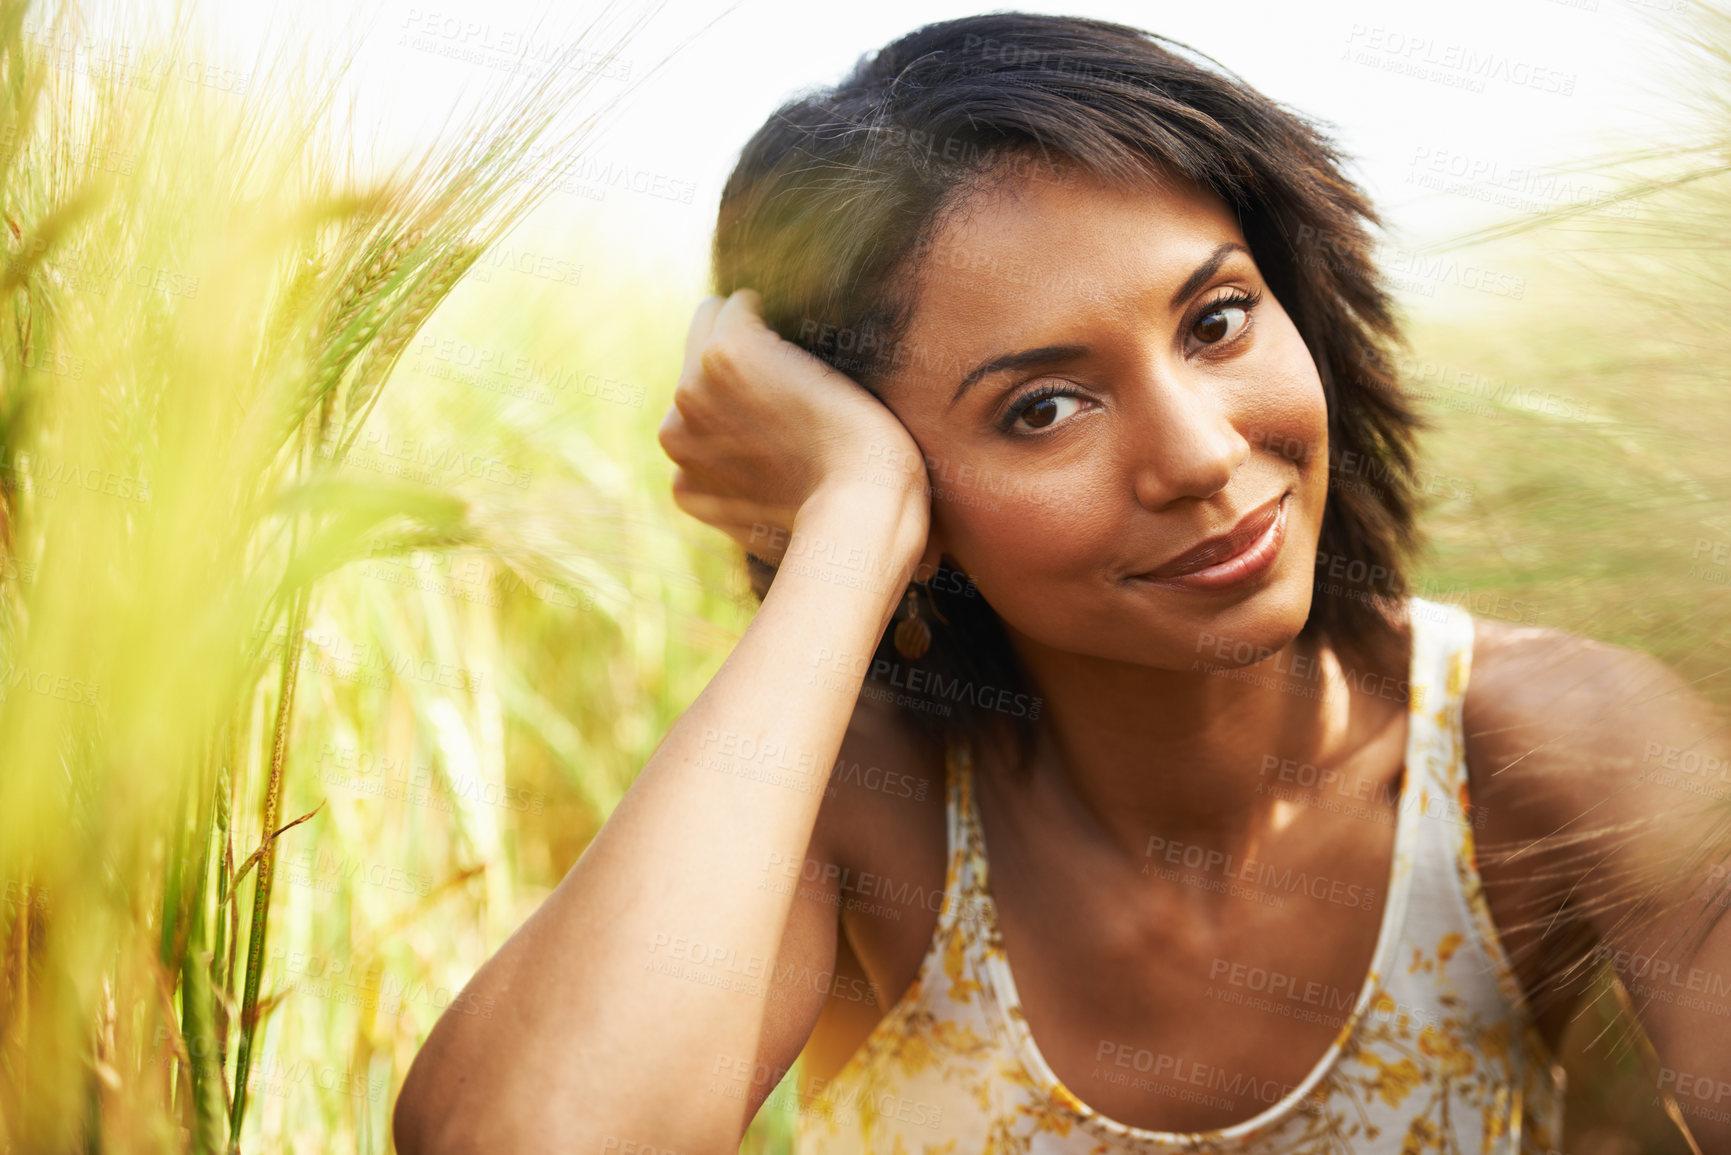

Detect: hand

[657,290,939,577]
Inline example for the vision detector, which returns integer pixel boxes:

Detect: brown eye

[999,388,1087,436]
[1020,396,1062,430]
[1193,303,1250,345]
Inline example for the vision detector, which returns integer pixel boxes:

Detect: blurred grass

[1367,18,1731,1142]
[0,0,1728,1152]
[1392,253,1730,1154]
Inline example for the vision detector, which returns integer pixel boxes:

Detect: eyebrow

[946,240,1253,411]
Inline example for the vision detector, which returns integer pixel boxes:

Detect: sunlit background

[171,0,1708,287]
[1,0,1728,1151]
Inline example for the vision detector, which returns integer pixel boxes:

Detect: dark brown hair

[712,12,1428,773]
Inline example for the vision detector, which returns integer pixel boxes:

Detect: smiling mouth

[1129,492,1290,591]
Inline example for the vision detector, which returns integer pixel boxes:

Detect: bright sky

[84,0,1710,294]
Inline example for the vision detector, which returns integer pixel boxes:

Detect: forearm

[394,484,924,1153]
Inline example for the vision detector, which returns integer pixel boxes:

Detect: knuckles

[698,333,747,383]
[655,406,688,455]
[666,469,700,511]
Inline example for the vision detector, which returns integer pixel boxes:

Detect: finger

[656,402,682,450]
[681,294,727,382]
[712,287,764,331]
[669,480,793,541]
[707,288,771,355]
[709,288,845,398]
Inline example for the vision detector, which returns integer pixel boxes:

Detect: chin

[1166,568,1314,667]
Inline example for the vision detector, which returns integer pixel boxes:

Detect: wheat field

[0,0,1728,1151]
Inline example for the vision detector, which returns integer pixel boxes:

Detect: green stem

[227,583,310,1147]
[212,716,235,1079]
[183,743,226,1153]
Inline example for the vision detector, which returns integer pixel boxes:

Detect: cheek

[1236,329,1328,478]
[933,474,1118,599]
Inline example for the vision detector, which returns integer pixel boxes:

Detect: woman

[393,13,1731,1153]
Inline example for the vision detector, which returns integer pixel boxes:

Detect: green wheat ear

[3,0,1727,1151]
[0,0,656,1146]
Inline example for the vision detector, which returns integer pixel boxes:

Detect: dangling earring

[893,589,929,660]
[893,578,950,660]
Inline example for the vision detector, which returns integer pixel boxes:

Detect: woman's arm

[392,483,922,1154]
[1465,618,1731,1152]
[394,291,940,1154]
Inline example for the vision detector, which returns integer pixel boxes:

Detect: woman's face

[875,164,1329,669]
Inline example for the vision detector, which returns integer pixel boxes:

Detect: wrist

[785,482,928,591]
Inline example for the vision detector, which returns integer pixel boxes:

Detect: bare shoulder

[1462,611,1727,847]
[1466,614,1712,748]
[1466,614,1679,719]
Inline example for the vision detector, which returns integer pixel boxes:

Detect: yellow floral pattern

[794,597,1566,1153]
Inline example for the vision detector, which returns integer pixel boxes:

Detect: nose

[1126,367,1251,509]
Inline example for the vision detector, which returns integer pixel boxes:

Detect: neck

[994,624,1400,868]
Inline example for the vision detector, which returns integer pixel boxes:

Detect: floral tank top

[793,597,1567,1153]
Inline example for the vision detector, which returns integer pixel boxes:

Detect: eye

[1189,289,1261,351]
[999,383,1090,436]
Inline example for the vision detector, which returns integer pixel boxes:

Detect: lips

[1144,494,1287,580]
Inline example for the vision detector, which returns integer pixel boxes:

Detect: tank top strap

[1404,595,1477,808]
[1406,597,1557,1043]
[938,728,983,939]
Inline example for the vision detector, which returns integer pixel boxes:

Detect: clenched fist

[656,290,938,578]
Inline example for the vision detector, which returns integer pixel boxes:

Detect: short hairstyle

[711,12,1428,773]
